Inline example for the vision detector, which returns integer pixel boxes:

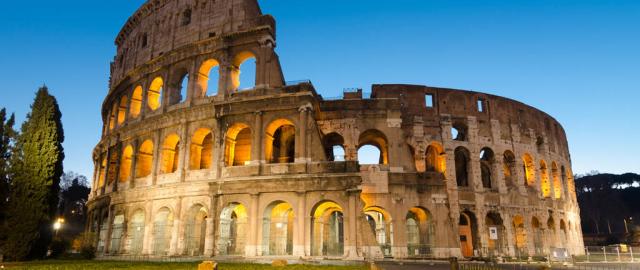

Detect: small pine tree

[0,108,16,243]
[4,86,65,260]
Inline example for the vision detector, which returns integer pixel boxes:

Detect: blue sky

[0,0,638,178]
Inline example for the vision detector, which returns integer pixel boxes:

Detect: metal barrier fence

[577,246,640,263]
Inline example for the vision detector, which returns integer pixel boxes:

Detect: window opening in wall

[425,94,434,108]
[179,74,189,103]
[182,9,192,26]
[141,33,148,48]
[477,99,485,112]
[332,146,345,161]
[207,66,219,96]
[358,145,381,165]
[238,57,256,91]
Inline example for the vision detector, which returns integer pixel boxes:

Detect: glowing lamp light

[53,218,65,231]
[276,223,283,229]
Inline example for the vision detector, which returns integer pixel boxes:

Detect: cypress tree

[4,87,64,260]
[0,108,16,240]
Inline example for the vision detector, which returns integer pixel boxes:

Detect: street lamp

[53,217,65,237]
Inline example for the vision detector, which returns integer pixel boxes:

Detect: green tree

[4,86,65,260]
[0,108,16,243]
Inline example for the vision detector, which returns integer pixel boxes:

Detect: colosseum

[86,0,585,261]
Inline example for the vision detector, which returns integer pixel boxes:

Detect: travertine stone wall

[87,0,584,261]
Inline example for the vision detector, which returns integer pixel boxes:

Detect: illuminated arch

[262,201,294,255]
[459,210,479,258]
[135,140,154,178]
[540,160,551,198]
[531,217,543,255]
[310,201,344,256]
[425,142,446,174]
[190,128,214,170]
[117,96,128,125]
[225,123,252,166]
[98,155,107,188]
[183,204,208,256]
[502,151,517,189]
[406,207,435,257]
[129,86,143,118]
[512,215,527,253]
[364,206,393,255]
[358,129,389,165]
[147,77,164,111]
[218,203,248,255]
[108,103,117,130]
[485,212,505,255]
[522,153,535,187]
[232,51,257,91]
[197,59,220,97]
[552,162,562,199]
[119,145,133,182]
[160,134,180,174]
[265,119,295,164]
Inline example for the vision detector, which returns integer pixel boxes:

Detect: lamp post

[53,217,65,238]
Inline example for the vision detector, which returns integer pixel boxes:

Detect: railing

[576,245,640,263]
[285,79,312,86]
[407,244,433,258]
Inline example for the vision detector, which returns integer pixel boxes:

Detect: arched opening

[127,210,145,254]
[358,129,389,165]
[532,217,543,255]
[224,124,252,166]
[160,134,180,174]
[152,207,174,255]
[311,201,344,257]
[110,214,125,254]
[232,51,257,91]
[197,59,220,97]
[452,122,468,141]
[98,155,107,188]
[502,151,517,189]
[262,201,294,256]
[560,220,568,243]
[480,148,495,190]
[119,145,133,182]
[425,143,446,174]
[168,69,189,106]
[323,132,345,161]
[552,162,562,199]
[455,147,471,187]
[147,77,164,111]
[184,205,208,256]
[117,96,128,125]
[406,207,435,257]
[265,119,295,164]
[135,140,154,178]
[364,206,393,257]
[512,215,527,256]
[536,136,545,153]
[181,8,192,26]
[218,203,248,255]
[485,212,506,256]
[547,217,556,249]
[522,153,535,187]
[190,128,214,170]
[459,211,478,258]
[567,168,575,195]
[129,86,143,118]
[108,103,117,130]
[540,160,551,198]
[98,212,109,253]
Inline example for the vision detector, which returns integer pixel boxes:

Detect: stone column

[142,202,153,255]
[293,192,306,256]
[345,190,360,259]
[495,158,507,194]
[101,148,112,195]
[247,194,260,256]
[469,148,482,192]
[296,105,309,163]
[103,207,114,255]
[503,213,516,257]
[170,197,182,255]
[179,122,189,182]
[251,111,263,165]
[129,139,138,189]
[151,131,161,185]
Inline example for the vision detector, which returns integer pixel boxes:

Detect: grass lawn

[0,260,369,270]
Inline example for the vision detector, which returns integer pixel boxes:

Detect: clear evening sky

[0,0,638,178]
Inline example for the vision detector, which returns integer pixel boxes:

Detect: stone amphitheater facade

[86,0,584,260]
